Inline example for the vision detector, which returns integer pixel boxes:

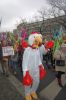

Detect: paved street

[0,62,66,100]
[0,74,24,100]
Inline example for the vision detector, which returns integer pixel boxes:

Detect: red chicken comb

[32,31,38,34]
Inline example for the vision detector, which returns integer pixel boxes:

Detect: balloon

[21,28,28,39]
[45,40,54,49]
[14,34,18,41]
[21,40,28,48]
[39,65,47,80]
[14,41,19,51]
[9,33,15,44]
[53,40,61,53]
[22,71,33,86]
[1,32,7,40]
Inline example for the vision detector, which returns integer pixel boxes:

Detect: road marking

[40,75,66,100]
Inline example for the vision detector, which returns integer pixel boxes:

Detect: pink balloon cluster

[0,32,7,40]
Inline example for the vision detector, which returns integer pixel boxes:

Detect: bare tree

[47,0,66,15]
[20,18,27,28]
[46,6,66,29]
[48,6,62,17]
[37,6,66,34]
[37,8,50,33]
[37,7,63,33]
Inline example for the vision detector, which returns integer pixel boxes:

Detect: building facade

[13,15,66,39]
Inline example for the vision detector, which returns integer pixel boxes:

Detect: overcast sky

[0,0,49,32]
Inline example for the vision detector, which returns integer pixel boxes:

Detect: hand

[22,71,33,86]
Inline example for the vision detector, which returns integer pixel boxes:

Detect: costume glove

[22,71,33,86]
[39,65,47,80]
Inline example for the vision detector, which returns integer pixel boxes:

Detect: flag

[53,40,60,53]
[53,26,64,53]
[53,26,63,39]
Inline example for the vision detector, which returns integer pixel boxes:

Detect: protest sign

[2,46,14,56]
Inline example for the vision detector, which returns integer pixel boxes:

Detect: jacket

[53,49,66,73]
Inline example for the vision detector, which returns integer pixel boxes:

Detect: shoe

[58,78,63,88]
[59,83,63,88]
[31,92,39,99]
[26,95,32,100]
[6,73,9,77]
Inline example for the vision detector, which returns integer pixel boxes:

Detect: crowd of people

[0,36,24,76]
[0,32,66,100]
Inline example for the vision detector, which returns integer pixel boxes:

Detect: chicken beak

[33,36,42,48]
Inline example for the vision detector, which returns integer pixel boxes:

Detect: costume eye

[35,40,38,43]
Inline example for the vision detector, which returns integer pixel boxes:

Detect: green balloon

[53,40,60,53]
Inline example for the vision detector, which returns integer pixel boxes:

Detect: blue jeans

[11,61,18,72]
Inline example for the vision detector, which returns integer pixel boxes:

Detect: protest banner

[2,46,14,56]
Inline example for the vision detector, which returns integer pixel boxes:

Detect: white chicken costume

[38,34,48,62]
[22,32,46,100]
[39,44,48,62]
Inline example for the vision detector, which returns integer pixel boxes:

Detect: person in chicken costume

[22,32,46,100]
